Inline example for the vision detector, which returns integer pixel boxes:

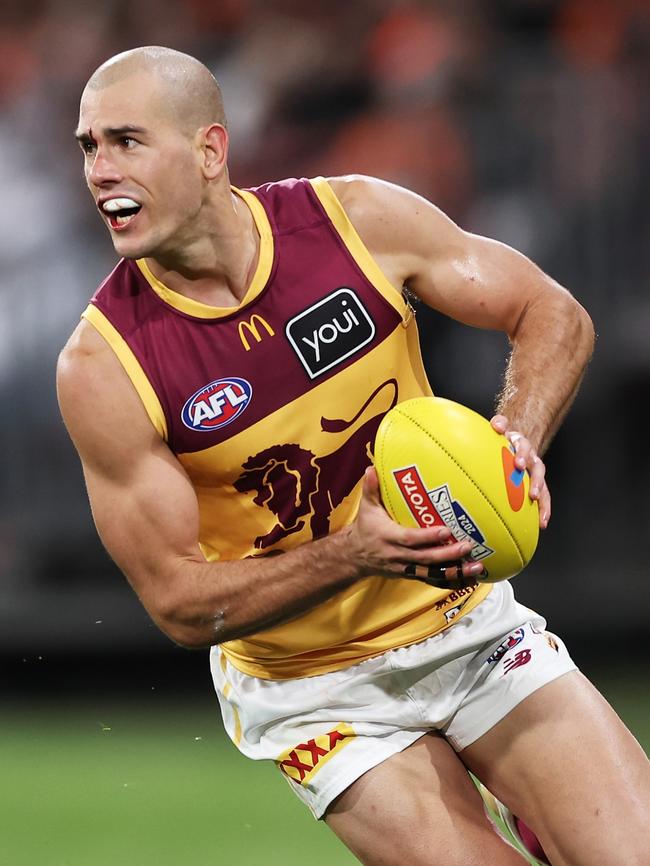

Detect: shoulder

[321,174,466,279]
[57,317,113,385]
[57,318,157,469]
[325,174,422,221]
[324,174,446,216]
[57,317,124,431]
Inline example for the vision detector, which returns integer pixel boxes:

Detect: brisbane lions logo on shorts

[234,379,398,549]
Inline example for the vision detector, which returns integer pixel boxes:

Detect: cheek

[180,176,204,209]
[164,151,203,202]
[160,161,203,216]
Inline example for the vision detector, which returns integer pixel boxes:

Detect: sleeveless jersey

[83,177,491,679]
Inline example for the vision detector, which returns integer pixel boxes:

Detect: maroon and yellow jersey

[82,177,491,679]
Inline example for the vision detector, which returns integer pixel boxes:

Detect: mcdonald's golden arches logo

[238,314,275,351]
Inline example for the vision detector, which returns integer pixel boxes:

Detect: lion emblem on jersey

[234,379,398,549]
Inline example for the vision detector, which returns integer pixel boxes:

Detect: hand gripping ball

[373,397,539,582]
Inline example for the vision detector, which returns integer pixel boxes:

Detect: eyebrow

[74,124,148,142]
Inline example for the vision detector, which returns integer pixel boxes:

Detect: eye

[80,140,96,155]
[120,136,137,149]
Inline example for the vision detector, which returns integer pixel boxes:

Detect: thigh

[460,670,650,866]
[325,733,527,866]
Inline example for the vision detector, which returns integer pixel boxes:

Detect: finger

[398,538,475,564]
[404,559,484,589]
[527,453,546,498]
[490,414,509,434]
[537,484,551,529]
[362,465,382,505]
[507,431,531,471]
[380,516,457,548]
[400,525,453,548]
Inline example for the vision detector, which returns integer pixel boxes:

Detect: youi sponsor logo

[285,287,375,379]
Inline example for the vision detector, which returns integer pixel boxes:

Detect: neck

[144,190,260,308]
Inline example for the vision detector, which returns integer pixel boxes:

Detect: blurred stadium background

[1,1,648,864]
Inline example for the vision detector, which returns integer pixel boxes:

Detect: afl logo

[181,378,252,431]
[501,446,525,511]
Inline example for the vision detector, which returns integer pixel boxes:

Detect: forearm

[130,466,484,649]
[496,290,594,455]
[140,526,360,648]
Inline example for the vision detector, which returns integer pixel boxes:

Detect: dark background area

[1,0,649,698]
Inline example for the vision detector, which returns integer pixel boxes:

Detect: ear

[199,124,228,180]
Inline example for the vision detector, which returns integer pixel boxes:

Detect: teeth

[103,197,139,212]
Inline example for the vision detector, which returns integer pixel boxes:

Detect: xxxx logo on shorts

[277,723,355,785]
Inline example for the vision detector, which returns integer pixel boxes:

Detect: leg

[461,671,650,866]
[325,733,529,866]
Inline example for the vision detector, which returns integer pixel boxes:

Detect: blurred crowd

[1,0,648,655]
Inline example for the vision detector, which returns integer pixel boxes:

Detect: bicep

[332,175,570,337]
[412,230,571,337]
[57,324,204,619]
[81,440,203,614]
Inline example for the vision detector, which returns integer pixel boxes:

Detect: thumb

[362,464,383,506]
[490,414,508,434]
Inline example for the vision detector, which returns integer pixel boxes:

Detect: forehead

[78,73,167,133]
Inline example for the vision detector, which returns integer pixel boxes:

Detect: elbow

[166,625,216,650]
[151,593,231,649]
[564,297,596,377]
[163,612,230,650]
[562,287,594,347]
[142,562,267,649]
[528,286,596,367]
[158,608,267,649]
[576,301,596,362]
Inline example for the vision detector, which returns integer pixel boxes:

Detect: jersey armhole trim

[309,177,409,322]
[82,303,169,441]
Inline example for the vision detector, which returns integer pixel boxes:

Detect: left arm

[329,175,596,525]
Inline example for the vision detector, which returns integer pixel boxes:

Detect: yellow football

[373,396,539,582]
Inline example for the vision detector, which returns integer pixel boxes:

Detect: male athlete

[57,47,649,866]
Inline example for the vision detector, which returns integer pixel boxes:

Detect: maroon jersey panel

[89,178,404,454]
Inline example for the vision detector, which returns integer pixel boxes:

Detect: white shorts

[209,581,577,819]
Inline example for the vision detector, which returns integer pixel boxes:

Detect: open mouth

[101,197,142,230]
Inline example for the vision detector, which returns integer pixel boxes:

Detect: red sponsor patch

[393,466,446,528]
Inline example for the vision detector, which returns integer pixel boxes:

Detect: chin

[111,236,154,261]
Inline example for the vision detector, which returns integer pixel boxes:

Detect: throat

[144,194,262,309]
[145,221,261,309]
[142,259,256,310]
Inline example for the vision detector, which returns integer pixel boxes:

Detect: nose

[87,148,122,187]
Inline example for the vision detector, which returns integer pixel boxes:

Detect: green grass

[1,666,647,866]
[0,699,356,866]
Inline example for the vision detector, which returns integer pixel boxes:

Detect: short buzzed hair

[84,46,227,133]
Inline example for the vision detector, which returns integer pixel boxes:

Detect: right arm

[57,321,482,649]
